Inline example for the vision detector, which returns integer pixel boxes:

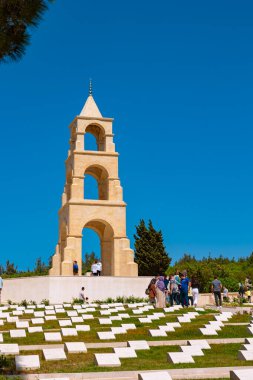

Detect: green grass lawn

[1,311,252,345]
[5,343,252,374]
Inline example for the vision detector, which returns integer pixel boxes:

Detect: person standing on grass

[191,276,200,307]
[155,275,166,308]
[211,275,222,308]
[148,278,156,304]
[180,273,191,307]
[0,276,3,304]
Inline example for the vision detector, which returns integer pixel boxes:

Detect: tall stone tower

[49,85,138,276]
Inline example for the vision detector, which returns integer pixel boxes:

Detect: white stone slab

[86,307,96,312]
[167,352,195,363]
[242,344,253,351]
[61,328,77,336]
[65,342,87,353]
[121,323,136,330]
[76,324,90,332]
[97,332,116,340]
[45,316,57,321]
[82,314,94,320]
[15,355,40,370]
[95,353,121,367]
[149,329,167,337]
[7,316,19,323]
[119,313,130,318]
[238,350,253,360]
[45,306,54,310]
[0,343,19,355]
[99,318,112,325]
[195,307,205,312]
[32,318,44,324]
[59,319,72,327]
[0,320,4,326]
[10,329,26,338]
[127,340,150,350]
[55,309,65,313]
[139,318,152,323]
[138,372,172,380]
[44,332,62,342]
[71,317,83,323]
[100,310,111,315]
[166,322,181,328]
[34,311,45,317]
[188,340,211,349]
[13,311,23,316]
[43,348,66,361]
[153,313,165,318]
[114,347,137,358]
[45,310,56,315]
[246,338,253,344]
[73,305,82,309]
[16,321,29,328]
[100,305,110,309]
[132,309,143,314]
[111,327,127,334]
[28,326,43,333]
[159,325,175,332]
[110,316,122,321]
[67,311,78,317]
[247,327,253,334]
[0,333,3,342]
[231,369,253,380]
[148,315,160,321]
[180,346,204,356]
[204,324,221,331]
[199,328,218,335]
[177,316,192,323]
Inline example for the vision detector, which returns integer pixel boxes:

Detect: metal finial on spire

[89,78,92,96]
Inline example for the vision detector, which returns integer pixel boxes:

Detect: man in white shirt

[91,260,98,276]
[0,276,3,305]
[97,260,102,276]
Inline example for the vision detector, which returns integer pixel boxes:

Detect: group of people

[238,277,252,302]
[146,272,228,309]
[147,271,200,309]
[73,260,102,276]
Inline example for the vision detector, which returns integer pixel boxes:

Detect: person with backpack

[147,278,156,304]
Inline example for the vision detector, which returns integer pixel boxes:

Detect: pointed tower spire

[89,78,92,96]
[79,79,102,118]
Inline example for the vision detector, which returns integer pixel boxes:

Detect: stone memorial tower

[49,84,138,276]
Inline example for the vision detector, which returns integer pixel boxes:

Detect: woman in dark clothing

[148,278,156,304]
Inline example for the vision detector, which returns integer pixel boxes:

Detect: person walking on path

[155,276,166,308]
[0,276,3,304]
[191,276,200,307]
[211,275,222,308]
[180,273,191,307]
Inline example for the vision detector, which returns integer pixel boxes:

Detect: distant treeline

[167,253,253,292]
[1,252,253,293]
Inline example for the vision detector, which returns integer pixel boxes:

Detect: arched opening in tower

[84,165,109,200]
[84,124,105,151]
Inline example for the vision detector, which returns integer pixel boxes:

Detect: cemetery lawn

[12,343,253,374]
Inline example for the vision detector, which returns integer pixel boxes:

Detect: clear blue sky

[0,0,253,270]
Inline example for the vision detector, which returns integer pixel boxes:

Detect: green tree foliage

[134,219,171,276]
[5,260,17,275]
[167,253,253,292]
[34,257,48,274]
[0,0,53,63]
[82,251,98,275]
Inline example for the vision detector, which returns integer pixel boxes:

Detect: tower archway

[84,165,109,200]
[83,219,114,276]
[85,123,105,151]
